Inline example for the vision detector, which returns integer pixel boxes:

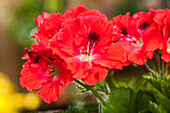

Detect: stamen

[45,65,60,77]
[81,50,92,56]
[77,32,99,62]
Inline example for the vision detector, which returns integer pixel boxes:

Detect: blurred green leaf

[143,75,162,92]
[149,68,159,80]
[149,101,160,113]
[10,0,64,48]
[104,87,137,113]
[44,0,64,13]
[60,107,87,113]
[136,91,150,112]
[107,65,147,92]
[103,87,156,113]
[83,102,98,113]
[149,101,167,113]
[143,75,170,100]
[153,91,170,112]
[60,102,98,113]
[161,80,170,99]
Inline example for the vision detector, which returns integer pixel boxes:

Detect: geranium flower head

[32,12,63,46]
[150,8,170,62]
[110,11,162,65]
[63,5,107,20]
[20,44,73,103]
[49,13,126,85]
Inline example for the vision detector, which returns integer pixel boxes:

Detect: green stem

[160,54,163,77]
[74,79,107,106]
[161,60,165,79]
[153,52,160,73]
[90,87,107,106]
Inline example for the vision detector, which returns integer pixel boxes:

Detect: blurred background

[0,0,169,112]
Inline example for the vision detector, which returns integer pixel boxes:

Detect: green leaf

[166,76,170,84]
[149,68,159,80]
[107,65,146,92]
[136,91,150,112]
[153,91,170,112]
[161,80,170,99]
[149,101,160,113]
[143,75,162,92]
[104,87,137,113]
[149,101,168,113]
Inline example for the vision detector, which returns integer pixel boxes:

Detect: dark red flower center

[48,57,55,61]
[78,32,99,62]
[121,27,137,43]
[121,27,127,35]
[26,51,40,63]
[80,32,99,56]
[121,27,143,49]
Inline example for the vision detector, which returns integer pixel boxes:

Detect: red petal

[58,70,74,86]
[153,14,166,26]
[82,64,108,86]
[66,57,92,79]
[33,30,51,46]
[58,19,79,55]
[58,16,112,55]
[118,40,148,65]
[92,43,126,69]
[20,62,48,91]
[37,81,63,103]
[43,13,63,31]
[79,10,107,20]
[128,47,148,65]
[63,5,89,20]
[141,23,163,51]
[162,52,170,62]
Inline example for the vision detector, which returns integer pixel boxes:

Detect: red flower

[32,12,63,46]
[150,8,170,62]
[49,15,126,86]
[110,12,162,65]
[63,5,107,21]
[20,44,73,103]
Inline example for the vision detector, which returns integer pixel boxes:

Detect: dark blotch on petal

[88,32,99,50]
[121,27,127,35]
[49,57,55,61]
[34,56,39,63]
[139,22,150,30]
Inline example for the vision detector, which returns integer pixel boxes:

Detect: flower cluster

[20,5,170,103]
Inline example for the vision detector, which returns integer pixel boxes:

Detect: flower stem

[74,79,107,106]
